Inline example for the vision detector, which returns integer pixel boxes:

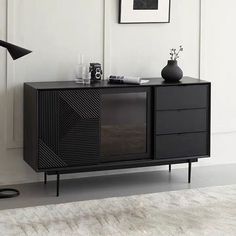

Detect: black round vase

[161,60,183,82]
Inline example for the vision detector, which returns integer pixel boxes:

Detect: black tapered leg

[56,173,60,197]
[44,172,47,184]
[169,164,171,172]
[188,161,192,183]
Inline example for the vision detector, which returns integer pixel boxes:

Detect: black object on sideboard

[24,77,211,196]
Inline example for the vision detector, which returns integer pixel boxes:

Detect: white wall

[0,0,235,185]
[199,0,236,168]
[109,0,200,78]
[201,0,236,133]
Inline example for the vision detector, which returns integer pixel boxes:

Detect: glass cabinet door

[101,87,151,162]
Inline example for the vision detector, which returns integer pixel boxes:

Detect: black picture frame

[119,0,171,24]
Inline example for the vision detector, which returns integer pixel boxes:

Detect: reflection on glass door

[101,89,150,161]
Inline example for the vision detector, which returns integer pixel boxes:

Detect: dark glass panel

[101,92,147,157]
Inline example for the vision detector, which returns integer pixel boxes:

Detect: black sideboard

[24,77,211,196]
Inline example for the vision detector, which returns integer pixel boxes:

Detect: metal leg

[188,161,192,183]
[44,172,47,184]
[56,173,60,197]
[169,164,172,172]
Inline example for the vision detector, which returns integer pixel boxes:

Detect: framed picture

[119,0,171,24]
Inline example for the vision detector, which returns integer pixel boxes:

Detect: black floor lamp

[0,40,32,199]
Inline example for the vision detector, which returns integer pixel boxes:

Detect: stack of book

[108,76,149,85]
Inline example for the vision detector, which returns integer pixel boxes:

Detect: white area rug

[0,185,236,236]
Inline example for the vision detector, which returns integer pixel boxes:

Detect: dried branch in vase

[169,46,183,60]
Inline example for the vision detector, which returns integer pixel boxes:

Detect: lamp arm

[0,40,9,49]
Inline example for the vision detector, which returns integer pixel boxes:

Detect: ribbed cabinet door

[38,89,101,170]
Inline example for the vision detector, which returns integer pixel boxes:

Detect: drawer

[155,109,208,134]
[155,132,209,159]
[155,85,209,110]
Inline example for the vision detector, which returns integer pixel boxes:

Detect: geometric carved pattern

[38,90,59,154]
[59,119,100,166]
[59,90,101,119]
[38,140,67,169]
[38,89,101,170]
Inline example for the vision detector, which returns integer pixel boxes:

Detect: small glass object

[74,54,86,84]
[83,68,91,85]
[75,64,86,84]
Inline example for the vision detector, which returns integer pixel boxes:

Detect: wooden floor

[0,164,236,210]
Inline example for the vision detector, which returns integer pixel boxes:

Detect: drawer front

[155,132,209,159]
[155,109,208,134]
[155,85,209,110]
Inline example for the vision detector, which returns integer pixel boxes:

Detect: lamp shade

[0,40,32,60]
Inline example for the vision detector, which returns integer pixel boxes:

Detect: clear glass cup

[75,64,86,84]
[83,69,91,85]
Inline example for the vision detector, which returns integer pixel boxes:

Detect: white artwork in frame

[119,0,171,23]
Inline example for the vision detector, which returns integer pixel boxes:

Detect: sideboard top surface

[25,77,210,90]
